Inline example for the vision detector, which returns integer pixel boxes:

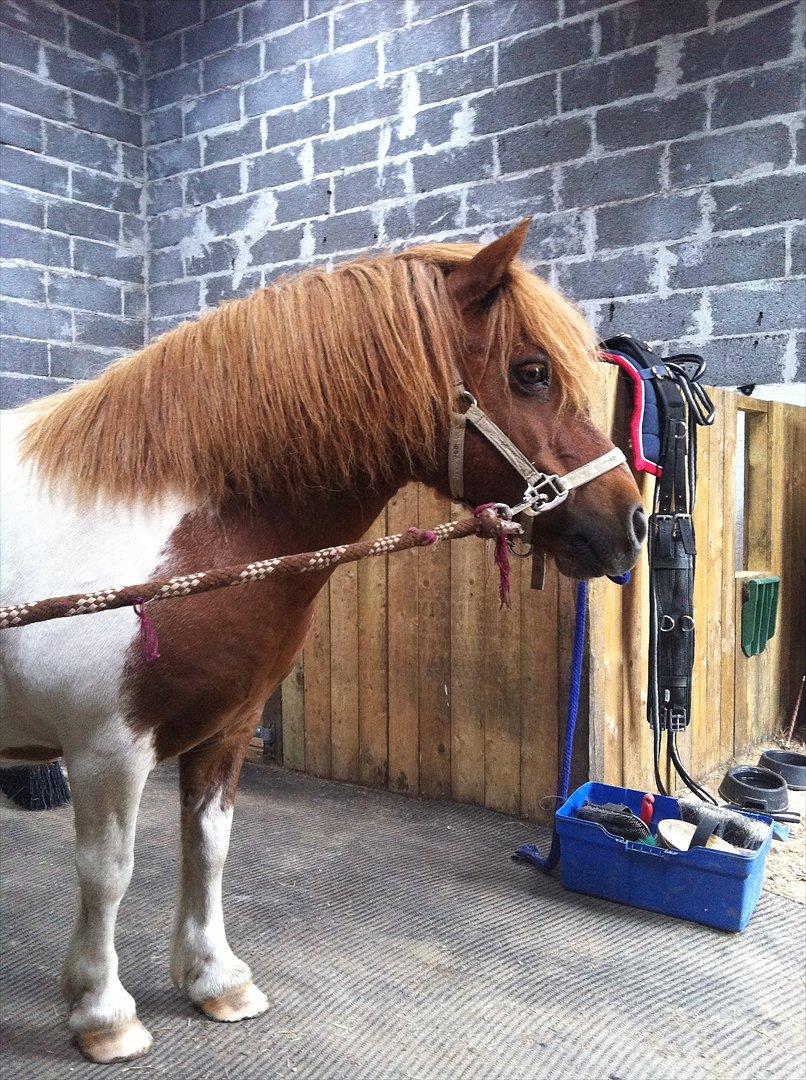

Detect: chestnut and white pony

[0,222,643,1063]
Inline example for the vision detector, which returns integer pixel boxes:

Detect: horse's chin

[553,546,636,581]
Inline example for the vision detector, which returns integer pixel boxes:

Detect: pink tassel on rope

[474,504,512,608]
[493,531,512,607]
[133,599,160,664]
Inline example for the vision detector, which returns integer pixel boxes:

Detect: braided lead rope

[0,510,521,631]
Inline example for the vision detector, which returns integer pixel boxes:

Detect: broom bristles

[0,763,71,810]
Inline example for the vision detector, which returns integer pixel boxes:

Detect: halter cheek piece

[449,378,627,518]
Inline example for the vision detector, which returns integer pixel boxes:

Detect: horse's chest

[0,412,191,748]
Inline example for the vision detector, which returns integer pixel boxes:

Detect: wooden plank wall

[282,372,805,821]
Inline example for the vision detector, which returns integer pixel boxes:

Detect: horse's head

[435,220,645,579]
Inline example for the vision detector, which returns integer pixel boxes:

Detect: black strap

[602,335,717,804]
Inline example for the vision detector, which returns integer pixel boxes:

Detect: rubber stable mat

[1,763,804,1080]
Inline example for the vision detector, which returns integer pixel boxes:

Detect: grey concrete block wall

[1,0,146,406]
[1,0,805,406]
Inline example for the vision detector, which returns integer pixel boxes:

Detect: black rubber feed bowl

[719,765,789,813]
[758,750,806,792]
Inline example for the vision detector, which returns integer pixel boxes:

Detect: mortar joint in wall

[659,143,671,191]
[703,79,716,133]
[654,37,682,98]
[583,207,596,259]
[460,9,470,52]
[653,247,675,298]
[787,118,803,166]
[694,292,712,342]
[698,188,715,240]
[590,16,601,60]
[780,333,798,382]
[550,166,562,214]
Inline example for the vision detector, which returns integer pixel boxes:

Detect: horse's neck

[166,484,399,587]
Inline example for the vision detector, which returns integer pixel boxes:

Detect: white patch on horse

[171,793,268,1018]
[0,409,190,756]
[0,408,191,1058]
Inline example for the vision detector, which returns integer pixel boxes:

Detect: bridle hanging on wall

[601,334,716,803]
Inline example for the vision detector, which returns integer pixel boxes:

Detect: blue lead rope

[514,572,630,872]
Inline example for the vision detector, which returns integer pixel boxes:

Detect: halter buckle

[523,473,568,514]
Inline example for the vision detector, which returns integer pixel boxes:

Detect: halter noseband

[449,379,626,519]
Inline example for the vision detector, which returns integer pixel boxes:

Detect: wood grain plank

[417,484,452,799]
[330,560,360,781]
[520,560,560,823]
[780,404,806,728]
[701,397,725,777]
[587,364,625,788]
[449,499,486,807]
[281,658,305,771]
[719,391,738,765]
[387,484,420,796]
[483,535,522,816]
[358,509,389,788]
[304,587,332,778]
[620,471,653,792]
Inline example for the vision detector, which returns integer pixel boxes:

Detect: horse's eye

[513,359,549,394]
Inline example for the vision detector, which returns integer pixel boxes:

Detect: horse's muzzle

[554,502,647,579]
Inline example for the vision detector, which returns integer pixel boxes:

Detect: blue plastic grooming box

[555,782,773,932]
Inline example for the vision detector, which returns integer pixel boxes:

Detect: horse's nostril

[631,505,648,546]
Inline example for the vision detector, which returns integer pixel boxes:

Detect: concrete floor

[1,763,804,1079]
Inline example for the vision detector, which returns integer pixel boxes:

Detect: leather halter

[449,379,626,518]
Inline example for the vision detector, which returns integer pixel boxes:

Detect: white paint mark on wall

[780,335,799,382]
[693,293,712,341]
[655,39,683,95]
[230,190,278,288]
[460,8,470,51]
[378,124,392,166]
[449,100,475,147]
[298,142,314,183]
[653,247,676,297]
[300,221,316,261]
[397,71,420,141]
[179,214,217,266]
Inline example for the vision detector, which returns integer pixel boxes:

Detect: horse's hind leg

[60,740,154,1063]
[171,730,268,1022]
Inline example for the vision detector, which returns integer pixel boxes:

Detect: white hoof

[199,980,269,1022]
[75,1017,153,1063]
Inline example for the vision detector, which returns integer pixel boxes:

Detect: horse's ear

[447,218,530,311]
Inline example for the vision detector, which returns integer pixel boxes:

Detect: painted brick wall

[0,0,146,407]
[2,0,804,406]
[142,0,805,385]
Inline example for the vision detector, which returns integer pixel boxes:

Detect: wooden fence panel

[281,374,804,818]
[450,499,487,807]
[358,509,389,788]
[387,484,420,796]
[417,485,452,799]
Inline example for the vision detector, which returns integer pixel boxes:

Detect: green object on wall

[741,576,780,658]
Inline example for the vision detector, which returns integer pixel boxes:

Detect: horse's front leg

[171,730,269,1023]
[61,743,154,1064]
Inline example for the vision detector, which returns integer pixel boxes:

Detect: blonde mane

[20,243,596,506]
